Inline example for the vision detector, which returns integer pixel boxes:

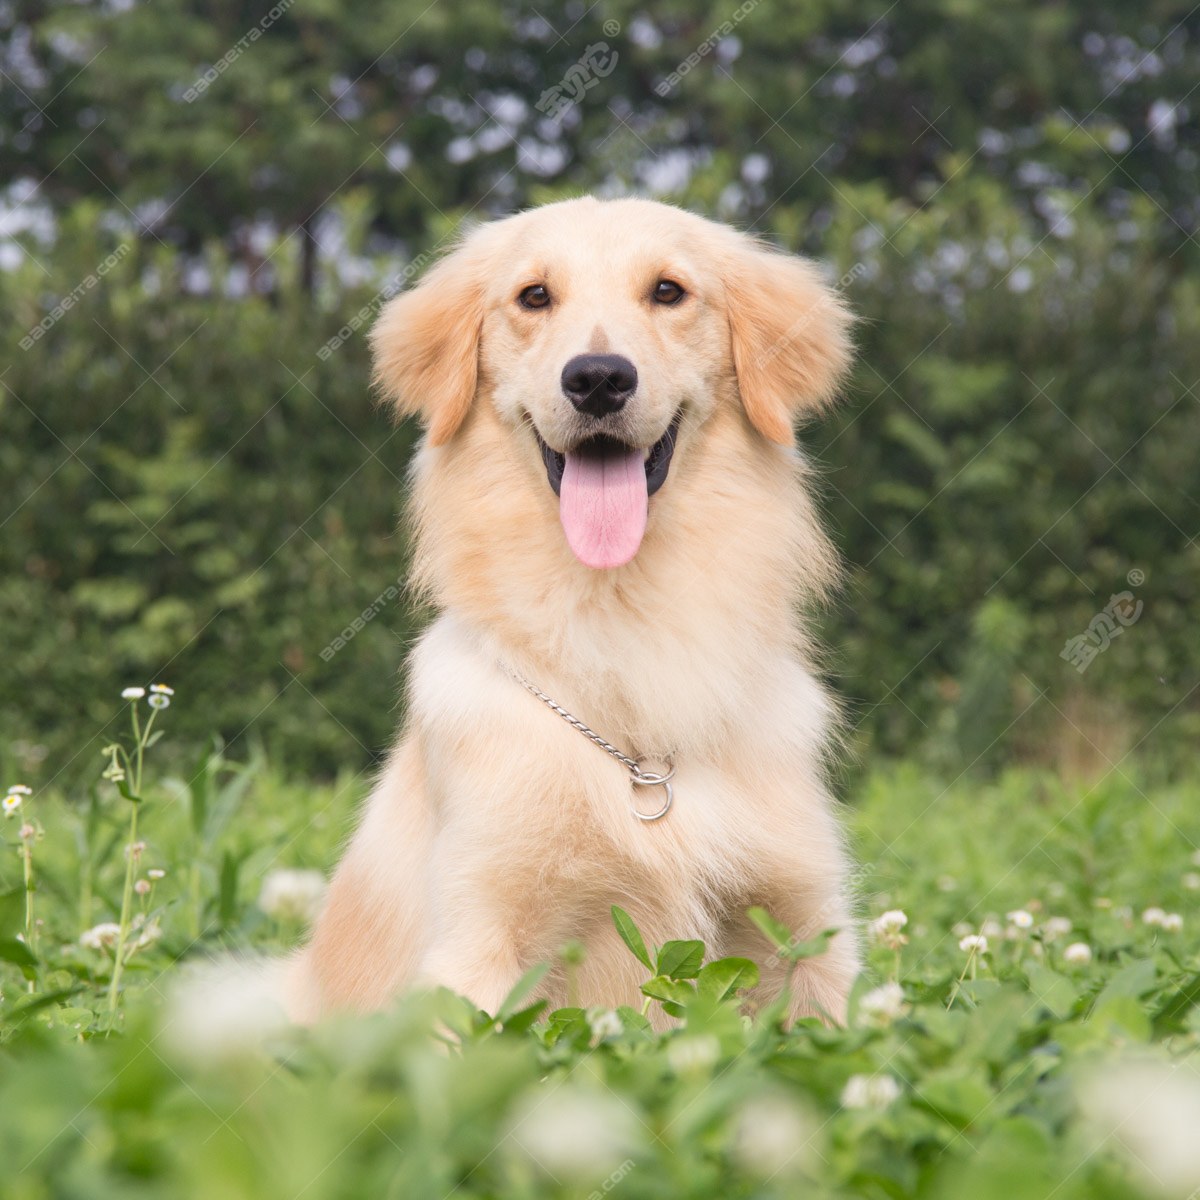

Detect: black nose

[560,353,638,418]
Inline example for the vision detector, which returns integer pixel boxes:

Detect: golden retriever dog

[282,196,858,1026]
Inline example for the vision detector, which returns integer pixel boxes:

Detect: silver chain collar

[502,665,675,821]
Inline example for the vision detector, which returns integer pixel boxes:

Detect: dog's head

[371,197,852,570]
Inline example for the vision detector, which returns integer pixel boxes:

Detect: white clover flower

[841,1073,901,1110]
[507,1086,642,1179]
[959,934,989,955]
[2,794,22,817]
[870,909,908,949]
[1043,916,1072,939]
[80,922,122,951]
[858,981,909,1026]
[1078,1059,1200,1196]
[147,868,166,881]
[257,868,327,923]
[731,1092,817,1177]
[1063,942,1093,966]
[587,1008,623,1042]
[1161,912,1183,933]
[1006,909,1034,930]
[1142,906,1168,927]
[667,1034,721,1075]
[164,960,290,1064]
[121,686,146,700]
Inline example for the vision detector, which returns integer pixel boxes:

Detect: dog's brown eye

[653,279,685,305]
[518,284,551,310]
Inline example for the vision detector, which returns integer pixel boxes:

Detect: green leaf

[747,908,835,961]
[116,778,143,805]
[697,956,760,1002]
[0,936,37,968]
[1152,970,1200,1035]
[656,939,705,980]
[786,930,837,962]
[746,906,793,950]
[495,961,549,1022]
[640,975,695,1005]
[611,906,652,971]
[187,739,214,836]
[1092,958,1158,1012]
[497,1000,547,1034]
[217,851,240,927]
[0,886,24,938]
[915,1068,996,1129]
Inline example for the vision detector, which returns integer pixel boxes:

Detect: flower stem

[106,800,139,1014]
[106,701,156,1016]
[22,836,37,993]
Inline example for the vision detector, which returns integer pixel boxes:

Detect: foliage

[4,3,1198,774]
[2,704,1199,1198]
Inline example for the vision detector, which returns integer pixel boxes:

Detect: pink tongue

[559,447,648,569]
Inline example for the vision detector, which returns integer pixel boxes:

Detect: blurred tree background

[2,0,1197,783]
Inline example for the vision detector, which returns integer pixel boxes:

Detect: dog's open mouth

[535,413,681,570]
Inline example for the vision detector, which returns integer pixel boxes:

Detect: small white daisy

[121,686,146,700]
[7,784,31,795]
[1006,909,1034,930]
[147,868,166,880]
[2,794,22,816]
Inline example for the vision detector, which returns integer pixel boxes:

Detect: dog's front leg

[411,823,562,1016]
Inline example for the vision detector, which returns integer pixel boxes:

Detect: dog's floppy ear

[370,236,487,446]
[723,239,854,444]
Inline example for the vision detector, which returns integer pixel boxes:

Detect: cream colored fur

[283,196,859,1026]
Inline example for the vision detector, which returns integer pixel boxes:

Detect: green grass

[2,699,1199,1200]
